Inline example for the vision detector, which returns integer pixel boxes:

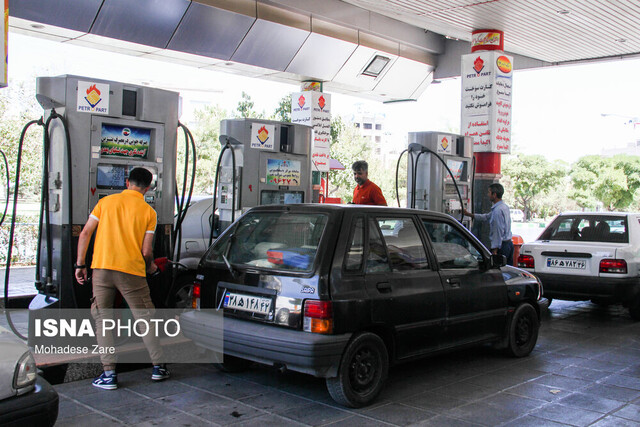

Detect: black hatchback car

[180,204,542,407]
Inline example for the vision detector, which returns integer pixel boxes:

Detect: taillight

[600,259,627,274]
[518,254,535,269]
[303,300,333,334]
[267,250,283,265]
[192,281,201,309]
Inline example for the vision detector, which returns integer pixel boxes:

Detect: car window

[344,216,364,272]
[422,219,483,269]
[366,219,391,273]
[540,215,629,243]
[204,212,328,271]
[376,218,429,271]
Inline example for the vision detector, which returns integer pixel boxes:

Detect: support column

[461,30,513,248]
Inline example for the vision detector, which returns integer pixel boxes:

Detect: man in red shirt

[352,160,387,206]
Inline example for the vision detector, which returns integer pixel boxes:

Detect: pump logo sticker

[437,135,452,154]
[318,95,326,110]
[250,124,275,150]
[77,81,109,115]
[298,94,306,109]
[473,57,485,75]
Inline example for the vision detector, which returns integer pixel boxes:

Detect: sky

[7,32,640,163]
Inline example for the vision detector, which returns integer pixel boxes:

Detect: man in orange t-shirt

[351,160,387,206]
[75,167,169,390]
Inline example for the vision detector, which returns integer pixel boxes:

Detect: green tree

[0,79,45,199]
[235,91,265,119]
[501,154,565,219]
[329,117,373,203]
[272,94,291,122]
[570,155,640,211]
[179,104,228,195]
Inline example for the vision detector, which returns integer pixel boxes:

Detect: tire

[326,332,389,408]
[168,273,196,309]
[213,355,252,373]
[506,303,539,357]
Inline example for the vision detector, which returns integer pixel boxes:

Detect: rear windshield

[539,215,628,243]
[205,212,328,272]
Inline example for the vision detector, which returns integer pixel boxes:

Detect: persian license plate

[223,292,272,315]
[547,258,586,269]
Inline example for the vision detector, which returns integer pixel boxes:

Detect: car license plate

[547,258,586,269]
[223,292,272,315]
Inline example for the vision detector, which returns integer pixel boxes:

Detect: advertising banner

[100,124,150,158]
[266,158,301,186]
[461,51,513,153]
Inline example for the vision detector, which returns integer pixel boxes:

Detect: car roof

[245,203,458,220]
[558,211,636,217]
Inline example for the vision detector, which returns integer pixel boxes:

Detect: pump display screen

[96,164,157,190]
[100,124,150,159]
[261,190,304,205]
[445,159,467,181]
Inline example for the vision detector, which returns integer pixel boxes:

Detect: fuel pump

[209,118,313,239]
[405,132,474,228]
[28,75,179,312]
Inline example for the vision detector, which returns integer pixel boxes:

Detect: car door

[421,217,507,347]
[364,215,446,359]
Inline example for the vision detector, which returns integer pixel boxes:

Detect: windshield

[539,215,628,243]
[205,211,328,272]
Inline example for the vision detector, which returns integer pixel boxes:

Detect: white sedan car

[517,212,640,320]
[0,325,58,426]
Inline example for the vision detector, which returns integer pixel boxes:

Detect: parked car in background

[518,212,640,320]
[0,326,58,426]
[181,204,542,407]
[510,209,525,222]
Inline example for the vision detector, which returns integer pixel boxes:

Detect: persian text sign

[461,51,512,153]
[291,91,331,172]
[266,158,301,186]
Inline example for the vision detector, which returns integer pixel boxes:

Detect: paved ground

[47,300,640,426]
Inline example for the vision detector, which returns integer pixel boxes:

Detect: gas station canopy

[9,0,640,102]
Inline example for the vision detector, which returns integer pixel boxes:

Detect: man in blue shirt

[463,183,513,265]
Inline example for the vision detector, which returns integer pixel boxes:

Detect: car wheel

[213,355,252,372]
[326,332,388,408]
[506,303,539,357]
[168,273,196,309]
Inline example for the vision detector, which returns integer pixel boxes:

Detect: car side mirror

[490,254,507,268]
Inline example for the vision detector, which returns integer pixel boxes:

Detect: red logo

[86,84,100,96]
[473,57,485,75]
[318,95,326,110]
[298,95,306,109]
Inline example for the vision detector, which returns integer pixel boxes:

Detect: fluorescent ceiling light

[362,55,390,77]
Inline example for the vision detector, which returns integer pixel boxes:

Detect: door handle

[446,278,461,288]
[376,282,392,293]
